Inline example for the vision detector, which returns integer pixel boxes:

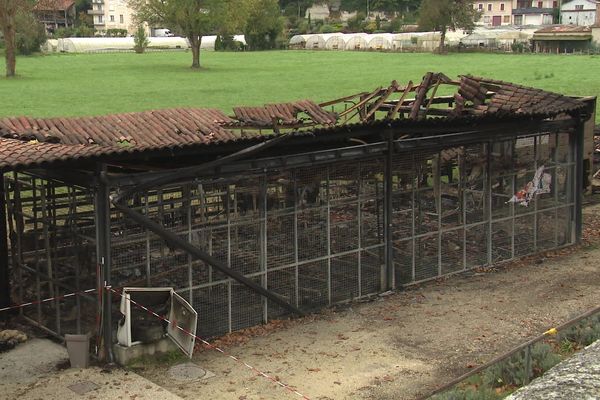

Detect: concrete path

[0,338,183,400]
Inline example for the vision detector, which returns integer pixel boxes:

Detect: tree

[15,10,46,55]
[129,0,248,69]
[418,0,479,53]
[244,0,283,50]
[0,0,21,77]
[279,0,314,18]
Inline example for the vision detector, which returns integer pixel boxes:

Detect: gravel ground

[3,206,600,400]
[134,204,600,400]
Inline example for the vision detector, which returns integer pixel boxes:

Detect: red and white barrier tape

[0,288,97,313]
[107,286,311,400]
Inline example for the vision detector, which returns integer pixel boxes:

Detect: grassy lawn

[0,50,599,120]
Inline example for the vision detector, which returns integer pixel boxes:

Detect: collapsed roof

[0,72,586,171]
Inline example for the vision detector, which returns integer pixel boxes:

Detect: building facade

[474,1,514,26]
[533,24,593,51]
[88,0,138,35]
[512,0,559,25]
[561,0,599,26]
[34,0,76,33]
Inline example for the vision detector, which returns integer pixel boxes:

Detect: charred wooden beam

[387,81,414,120]
[410,72,435,120]
[364,81,399,121]
[318,91,369,107]
[338,87,382,119]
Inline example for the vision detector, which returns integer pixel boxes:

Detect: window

[119,14,124,23]
[575,4,584,10]
[538,1,543,7]
[514,14,523,24]
[478,3,483,10]
[110,15,114,22]
[484,15,491,23]
[500,3,505,11]
[553,1,558,8]
[488,3,492,11]
[97,15,103,23]
[504,15,511,23]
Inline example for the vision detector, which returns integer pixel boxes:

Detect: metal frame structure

[0,74,590,362]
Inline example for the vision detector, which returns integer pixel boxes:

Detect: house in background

[474,1,514,26]
[592,6,600,44]
[512,0,559,25]
[33,0,76,33]
[561,0,599,26]
[305,3,331,20]
[532,24,592,51]
[88,0,138,35]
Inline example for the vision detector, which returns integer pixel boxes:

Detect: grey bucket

[65,334,90,368]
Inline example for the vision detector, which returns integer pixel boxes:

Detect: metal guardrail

[420,304,600,399]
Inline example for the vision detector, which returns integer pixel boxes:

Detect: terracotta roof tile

[0,73,586,171]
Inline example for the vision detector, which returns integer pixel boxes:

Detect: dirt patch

[134,205,600,400]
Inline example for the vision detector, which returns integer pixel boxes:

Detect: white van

[153,28,174,37]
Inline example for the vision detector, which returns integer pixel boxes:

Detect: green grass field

[0,50,599,120]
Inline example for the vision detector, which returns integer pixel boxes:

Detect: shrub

[430,386,503,400]
[558,315,600,348]
[133,26,149,54]
[106,28,128,37]
[74,26,96,37]
[215,35,244,51]
[511,42,524,53]
[54,26,96,38]
[319,24,336,33]
[482,343,561,388]
[346,13,365,32]
[15,11,46,55]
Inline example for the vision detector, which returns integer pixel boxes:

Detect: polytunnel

[200,35,217,50]
[460,30,502,48]
[345,34,368,51]
[391,32,430,51]
[147,37,190,50]
[41,39,58,53]
[325,34,348,50]
[233,35,247,46]
[56,37,190,53]
[366,34,395,50]
[417,32,442,51]
[289,34,311,49]
[494,30,532,50]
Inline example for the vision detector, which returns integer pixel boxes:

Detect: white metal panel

[168,292,198,358]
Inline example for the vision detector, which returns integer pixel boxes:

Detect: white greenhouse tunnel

[43,35,247,53]
[288,28,533,52]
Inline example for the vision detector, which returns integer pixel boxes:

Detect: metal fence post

[384,132,395,290]
[574,114,585,243]
[524,344,532,385]
[95,166,114,363]
[0,174,11,313]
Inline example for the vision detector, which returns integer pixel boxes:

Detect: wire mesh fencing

[4,129,578,341]
[4,173,97,338]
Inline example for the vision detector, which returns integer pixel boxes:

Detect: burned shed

[0,73,591,361]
